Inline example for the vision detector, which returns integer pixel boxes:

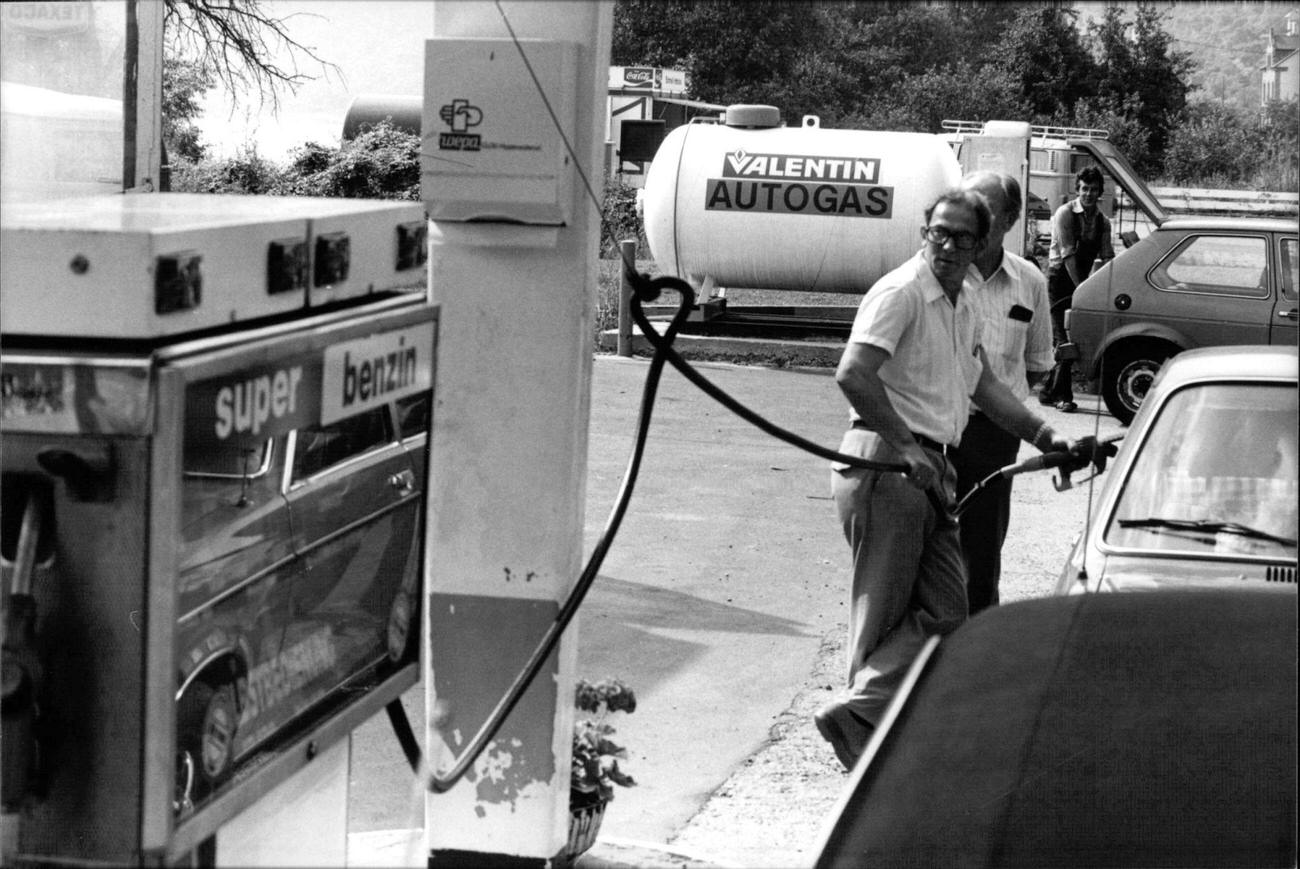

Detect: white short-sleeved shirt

[847,251,984,447]
[964,251,1053,404]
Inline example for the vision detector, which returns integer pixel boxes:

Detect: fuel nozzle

[1054,433,1123,491]
[3,486,50,812]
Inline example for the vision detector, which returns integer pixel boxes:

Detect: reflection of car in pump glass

[176,386,430,802]
[1065,216,1299,424]
[1055,345,1298,596]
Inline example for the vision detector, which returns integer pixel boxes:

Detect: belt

[911,433,950,456]
[850,421,950,456]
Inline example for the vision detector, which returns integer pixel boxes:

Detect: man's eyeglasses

[922,226,979,251]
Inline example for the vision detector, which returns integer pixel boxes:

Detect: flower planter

[558,798,608,864]
[566,678,634,863]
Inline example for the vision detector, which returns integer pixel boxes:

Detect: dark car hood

[815,590,1297,868]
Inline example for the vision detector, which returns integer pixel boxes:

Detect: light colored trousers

[830,433,968,727]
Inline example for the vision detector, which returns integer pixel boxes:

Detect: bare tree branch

[162,0,341,113]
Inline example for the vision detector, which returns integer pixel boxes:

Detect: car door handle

[1279,308,1298,321]
[388,469,416,492]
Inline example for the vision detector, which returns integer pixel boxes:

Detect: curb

[346,830,740,868]
[597,327,845,369]
[574,836,743,868]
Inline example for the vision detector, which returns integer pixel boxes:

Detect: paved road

[346,354,1122,859]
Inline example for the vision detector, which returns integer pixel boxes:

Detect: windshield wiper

[1118,517,1297,548]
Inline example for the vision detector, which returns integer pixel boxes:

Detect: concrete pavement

[344,344,1118,868]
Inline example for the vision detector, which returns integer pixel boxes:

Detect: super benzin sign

[706,150,893,218]
[188,322,435,447]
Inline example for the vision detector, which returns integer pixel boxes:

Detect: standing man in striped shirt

[950,171,1054,615]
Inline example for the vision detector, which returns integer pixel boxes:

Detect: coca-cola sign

[622,67,659,89]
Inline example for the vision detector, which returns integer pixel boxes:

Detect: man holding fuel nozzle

[949,171,1054,616]
[815,188,1082,771]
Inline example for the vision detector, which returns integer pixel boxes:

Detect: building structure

[1261,10,1299,105]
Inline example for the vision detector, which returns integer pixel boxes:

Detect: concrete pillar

[422,2,613,864]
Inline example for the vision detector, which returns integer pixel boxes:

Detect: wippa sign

[705,150,894,218]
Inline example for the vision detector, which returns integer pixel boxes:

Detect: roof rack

[941,120,1109,141]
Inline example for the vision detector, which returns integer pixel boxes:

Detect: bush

[280,122,421,200]
[1254,99,1299,191]
[170,121,421,199]
[170,144,284,194]
[1161,102,1258,187]
[600,177,647,258]
[1161,100,1298,192]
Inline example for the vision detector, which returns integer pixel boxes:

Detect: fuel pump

[0,192,436,865]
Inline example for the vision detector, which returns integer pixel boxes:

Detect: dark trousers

[950,413,1020,615]
[1043,270,1075,404]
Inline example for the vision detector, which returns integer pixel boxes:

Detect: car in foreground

[1065,216,1298,423]
[811,589,1297,868]
[1055,345,1298,595]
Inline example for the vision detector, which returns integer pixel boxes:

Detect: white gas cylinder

[643,108,962,293]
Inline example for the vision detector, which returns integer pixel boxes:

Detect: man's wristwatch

[1030,421,1056,452]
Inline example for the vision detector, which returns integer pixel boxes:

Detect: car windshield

[1105,381,1298,557]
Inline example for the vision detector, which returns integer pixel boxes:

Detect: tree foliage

[165,0,1294,196]
[170,143,283,194]
[614,0,846,119]
[1091,5,1194,159]
[995,6,1098,120]
[1063,95,1152,178]
[279,122,421,199]
[170,121,422,199]
[1255,99,1300,190]
[611,0,1220,180]
[600,177,648,258]
[1159,2,1294,112]
[1163,99,1300,190]
[162,56,215,163]
[163,0,336,112]
[1161,101,1258,186]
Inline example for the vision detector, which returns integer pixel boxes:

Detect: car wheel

[1101,342,1174,425]
[177,679,239,799]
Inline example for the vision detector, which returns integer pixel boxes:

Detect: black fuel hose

[418,266,1098,793]
[421,268,949,792]
[952,431,1124,517]
[423,267,697,792]
[623,268,954,519]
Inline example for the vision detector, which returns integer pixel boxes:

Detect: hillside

[1080,1,1298,111]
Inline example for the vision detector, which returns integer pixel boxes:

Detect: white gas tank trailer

[642,107,963,295]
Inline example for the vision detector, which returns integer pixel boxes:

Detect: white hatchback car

[1055,344,1298,594]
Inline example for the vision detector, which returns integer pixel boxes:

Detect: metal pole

[123,0,137,191]
[618,238,636,357]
